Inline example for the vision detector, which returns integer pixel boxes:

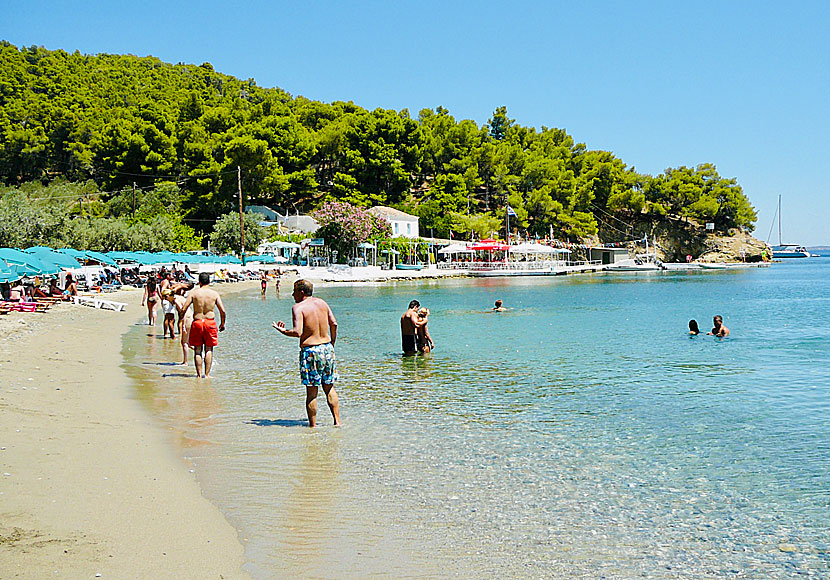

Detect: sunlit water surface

[123,261,830,579]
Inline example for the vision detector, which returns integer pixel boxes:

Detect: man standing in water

[272,279,341,427]
[182,272,226,378]
[708,315,730,337]
[400,299,428,355]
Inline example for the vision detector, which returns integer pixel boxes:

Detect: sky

[5,1,830,245]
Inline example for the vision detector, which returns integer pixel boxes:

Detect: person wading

[272,279,341,427]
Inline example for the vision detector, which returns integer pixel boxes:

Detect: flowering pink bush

[311,201,390,261]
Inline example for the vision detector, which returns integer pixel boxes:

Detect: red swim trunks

[189,318,218,347]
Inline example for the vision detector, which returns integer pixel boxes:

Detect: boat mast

[778,194,782,245]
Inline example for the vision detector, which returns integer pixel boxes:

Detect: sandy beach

[0,285,255,580]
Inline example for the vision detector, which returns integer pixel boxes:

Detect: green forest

[0,41,757,250]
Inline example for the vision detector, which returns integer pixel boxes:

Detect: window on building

[394,223,399,234]
[407,223,411,234]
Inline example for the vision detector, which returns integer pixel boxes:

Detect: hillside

[1,41,759,248]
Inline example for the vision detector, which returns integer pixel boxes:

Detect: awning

[437,243,473,255]
[469,238,510,251]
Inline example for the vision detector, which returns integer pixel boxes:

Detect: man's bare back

[186,285,226,326]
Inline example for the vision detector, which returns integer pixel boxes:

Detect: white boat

[769,195,809,258]
[771,244,810,258]
[605,257,662,271]
[698,262,728,270]
[605,235,664,271]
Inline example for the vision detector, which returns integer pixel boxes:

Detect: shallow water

[123,261,830,579]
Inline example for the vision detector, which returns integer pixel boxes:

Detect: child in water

[416,307,435,353]
[688,319,700,335]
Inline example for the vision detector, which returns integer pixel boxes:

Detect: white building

[368,206,420,238]
[247,205,319,234]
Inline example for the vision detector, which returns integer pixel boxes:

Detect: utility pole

[238,166,246,265]
[132,182,136,218]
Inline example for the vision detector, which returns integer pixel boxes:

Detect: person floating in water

[688,319,700,335]
[416,307,435,353]
[708,315,730,337]
[492,299,507,312]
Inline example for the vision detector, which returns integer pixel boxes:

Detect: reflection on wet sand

[277,434,341,568]
[125,329,224,449]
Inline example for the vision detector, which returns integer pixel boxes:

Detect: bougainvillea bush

[311,201,391,262]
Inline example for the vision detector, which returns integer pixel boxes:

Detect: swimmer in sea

[492,299,507,312]
[689,319,700,335]
[707,315,730,337]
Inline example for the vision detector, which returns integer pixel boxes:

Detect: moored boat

[771,244,810,258]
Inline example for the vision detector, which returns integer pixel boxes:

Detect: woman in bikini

[142,275,160,326]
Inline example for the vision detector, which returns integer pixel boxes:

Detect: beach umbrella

[25,247,82,269]
[84,250,118,266]
[0,259,22,283]
[0,247,59,275]
[57,248,87,260]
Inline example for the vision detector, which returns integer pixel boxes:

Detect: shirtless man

[708,315,730,337]
[181,272,226,378]
[400,300,428,355]
[272,279,341,427]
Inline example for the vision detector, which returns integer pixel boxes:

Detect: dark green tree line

[0,42,757,244]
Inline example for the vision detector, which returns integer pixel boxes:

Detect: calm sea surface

[123,260,830,579]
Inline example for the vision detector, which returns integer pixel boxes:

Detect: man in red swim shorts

[181,272,226,378]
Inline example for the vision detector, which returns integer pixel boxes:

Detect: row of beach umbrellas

[0,246,253,283]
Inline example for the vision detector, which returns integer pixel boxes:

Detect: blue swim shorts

[299,343,338,387]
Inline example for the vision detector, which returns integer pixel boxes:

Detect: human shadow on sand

[246,418,307,427]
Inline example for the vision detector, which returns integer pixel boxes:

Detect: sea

[123,257,830,579]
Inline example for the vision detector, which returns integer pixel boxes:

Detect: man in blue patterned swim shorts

[273,279,341,427]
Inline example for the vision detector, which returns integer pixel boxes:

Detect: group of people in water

[138,270,730,430]
[689,315,730,337]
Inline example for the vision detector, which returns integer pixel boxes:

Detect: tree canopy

[0,42,757,246]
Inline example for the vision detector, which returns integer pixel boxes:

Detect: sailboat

[770,195,810,258]
[605,234,664,271]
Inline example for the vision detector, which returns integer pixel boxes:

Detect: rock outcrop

[593,215,771,263]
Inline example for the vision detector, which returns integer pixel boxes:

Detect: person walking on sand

[401,299,428,355]
[173,284,194,365]
[141,275,159,326]
[161,290,177,339]
[272,279,341,427]
[181,272,226,378]
[708,315,730,337]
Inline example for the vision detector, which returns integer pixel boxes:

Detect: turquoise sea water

[123,260,830,579]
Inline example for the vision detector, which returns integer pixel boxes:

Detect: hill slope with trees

[0,42,759,256]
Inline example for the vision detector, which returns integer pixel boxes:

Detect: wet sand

[0,285,257,579]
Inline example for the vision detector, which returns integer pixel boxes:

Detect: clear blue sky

[5,1,829,245]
